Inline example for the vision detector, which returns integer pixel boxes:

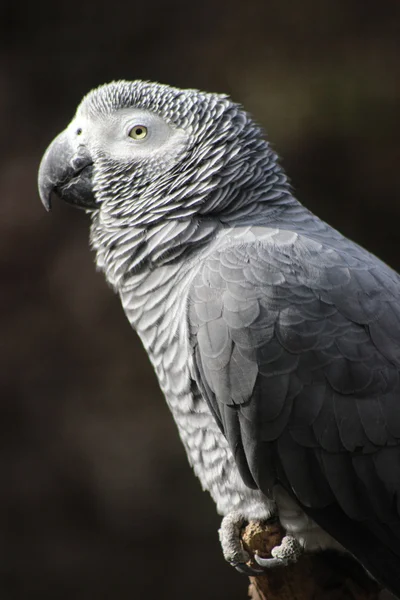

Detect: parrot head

[38,81,290,288]
[38,80,287,223]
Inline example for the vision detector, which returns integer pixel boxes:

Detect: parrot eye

[129,125,148,140]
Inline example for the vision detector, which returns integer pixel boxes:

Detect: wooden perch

[241,520,381,600]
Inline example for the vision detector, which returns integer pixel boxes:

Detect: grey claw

[254,554,289,568]
[234,562,265,576]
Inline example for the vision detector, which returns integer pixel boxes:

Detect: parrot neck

[89,141,302,291]
[90,213,221,292]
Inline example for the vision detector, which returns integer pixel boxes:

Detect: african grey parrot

[38,80,400,596]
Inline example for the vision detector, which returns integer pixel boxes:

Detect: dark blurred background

[1,1,400,598]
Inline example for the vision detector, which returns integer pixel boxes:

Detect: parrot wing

[188,226,400,594]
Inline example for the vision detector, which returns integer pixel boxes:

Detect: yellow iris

[129,125,148,140]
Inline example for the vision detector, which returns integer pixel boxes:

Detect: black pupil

[135,128,143,136]
[76,128,82,135]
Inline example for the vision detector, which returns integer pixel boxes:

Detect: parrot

[38,80,400,596]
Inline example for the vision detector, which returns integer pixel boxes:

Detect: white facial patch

[76,107,190,167]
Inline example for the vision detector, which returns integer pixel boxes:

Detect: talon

[234,562,265,576]
[254,554,289,568]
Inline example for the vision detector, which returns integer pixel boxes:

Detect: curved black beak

[38,131,96,211]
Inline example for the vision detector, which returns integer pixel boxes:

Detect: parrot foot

[219,512,265,576]
[219,513,303,575]
[254,535,302,568]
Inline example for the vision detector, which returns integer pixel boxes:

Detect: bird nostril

[71,156,87,170]
[71,155,92,171]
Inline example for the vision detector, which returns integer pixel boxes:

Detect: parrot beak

[38,131,96,211]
